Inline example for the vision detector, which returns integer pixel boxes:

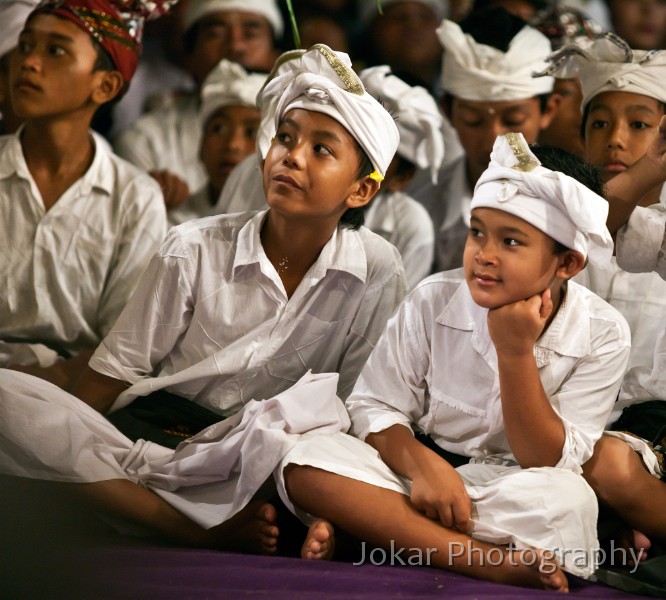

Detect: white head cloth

[256,44,399,181]
[438,19,554,101]
[536,32,666,109]
[471,133,613,265]
[360,65,444,183]
[0,0,40,58]
[200,60,266,125]
[184,0,283,36]
[359,0,449,24]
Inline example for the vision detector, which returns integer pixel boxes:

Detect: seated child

[279,133,631,591]
[540,33,666,372]
[359,65,442,289]
[580,116,666,555]
[0,0,167,387]
[168,59,266,225]
[0,43,406,552]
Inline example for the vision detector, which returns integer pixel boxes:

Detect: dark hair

[530,143,606,253]
[580,100,666,139]
[459,7,531,52]
[339,143,375,230]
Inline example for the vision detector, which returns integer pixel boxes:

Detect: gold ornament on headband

[369,171,384,182]
[311,44,364,95]
[504,133,540,172]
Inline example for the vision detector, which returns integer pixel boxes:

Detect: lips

[273,174,301,189]
[473,272,500,286]
[603,160,628,174]
[14,78,41,92]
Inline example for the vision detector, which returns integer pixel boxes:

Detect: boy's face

[463,208,562,310]
[449,96,555,186]
[584,91,664,183]
[262,108,374,225]
[10,14,103,119]
[187,11,278,86]
[607,0,666,51]
[200,104,260,195]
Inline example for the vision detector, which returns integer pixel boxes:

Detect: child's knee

[584,436,643,502]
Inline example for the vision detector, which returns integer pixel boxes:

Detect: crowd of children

[2,0,666,594]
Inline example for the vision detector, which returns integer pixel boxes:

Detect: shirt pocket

[428,385,489,441]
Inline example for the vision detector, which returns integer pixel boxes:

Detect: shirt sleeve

[95,174,168,337]
[90,228,195,384]
[346,289,432,440]
[113,122,160,173]
[553,318,631,472]
[396,199,435,290]
[616,204,666,280]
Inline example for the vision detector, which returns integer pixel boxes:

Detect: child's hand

[487,289,553,356]
[150,169,190,210]
[410,455,471,532]
[646,115,666,175]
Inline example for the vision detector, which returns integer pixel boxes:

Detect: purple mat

[0,476,652,599]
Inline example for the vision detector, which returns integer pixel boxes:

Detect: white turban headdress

[438,19,554,101]
[0,0,40,59]
[199,60,266,125]
[471,133,613,265]
[360,65,444,184]
[256,44,400,182]
[536,32,666,109]
[184,0,283,36]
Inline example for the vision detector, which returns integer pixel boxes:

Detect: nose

[475,238,498,265]
[227,126,245,153]
[17,46,41,72]
[606,121,628,150]
[228,25,247,62]
[283,141,305,168]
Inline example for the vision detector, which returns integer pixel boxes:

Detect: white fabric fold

[471,133,613,265]
[438,20,554,101]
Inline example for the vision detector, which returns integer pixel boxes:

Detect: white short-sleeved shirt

[0,130,168,364]
[407,154,471,273]
[347,271,631,472]
[113,94,207,193]
[90,210,407,416]
[363,191,435,290]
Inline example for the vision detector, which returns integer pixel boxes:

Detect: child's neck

[21,117,95,211]
[261,212,339,298]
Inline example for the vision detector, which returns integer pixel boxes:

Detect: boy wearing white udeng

[280,133,630,591]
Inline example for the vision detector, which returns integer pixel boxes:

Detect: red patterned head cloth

[27,0,175,92]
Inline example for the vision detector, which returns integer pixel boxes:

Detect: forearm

[606,155,666,234]
[497,353,565,468]
[9,350,95,392]
[366,424,449,480]
[70,366,129,414]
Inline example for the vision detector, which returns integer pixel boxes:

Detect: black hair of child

[340,143,375,230]
[458,6,531,52]
[530,143,606,254]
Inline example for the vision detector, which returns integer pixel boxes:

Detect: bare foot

[301,519,335,560]
[616,527,651,567]
[205,501,279,555]
[488,548,568,592]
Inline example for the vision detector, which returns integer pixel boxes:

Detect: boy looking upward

[280,133,630,591]
[1,0,167,387]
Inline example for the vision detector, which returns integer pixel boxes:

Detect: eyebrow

[281,118,343,144]
[589,102,659,114]
[20,28,75,44]
[470,216,528,236]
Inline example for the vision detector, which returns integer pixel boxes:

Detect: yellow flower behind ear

[369,171,384,182]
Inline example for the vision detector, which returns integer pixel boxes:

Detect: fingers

[539,288,553,320]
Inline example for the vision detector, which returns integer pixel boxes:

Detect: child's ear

[92,71,124,105]
[346,175,381,209]
[539,93,560,130]
[556,250,586,280]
